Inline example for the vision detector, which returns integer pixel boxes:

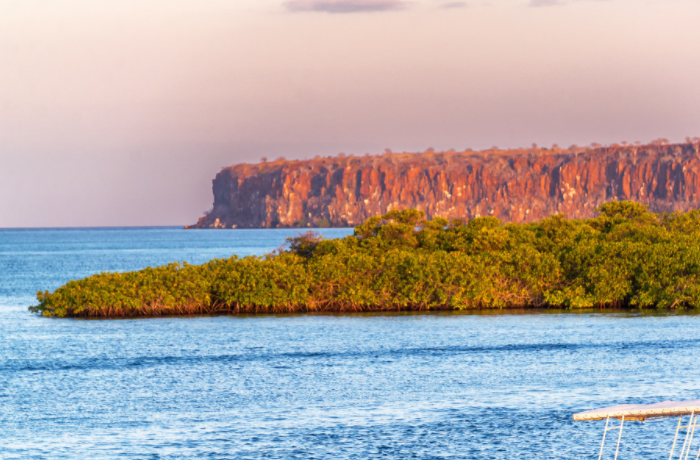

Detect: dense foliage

[31,201,700,317]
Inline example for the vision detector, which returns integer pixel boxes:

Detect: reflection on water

[1,228,699,459]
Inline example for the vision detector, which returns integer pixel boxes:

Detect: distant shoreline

[191,140,700,230]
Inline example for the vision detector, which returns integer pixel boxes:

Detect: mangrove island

[31,201,700,318]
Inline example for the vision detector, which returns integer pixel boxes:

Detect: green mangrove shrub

[30,201,700,317]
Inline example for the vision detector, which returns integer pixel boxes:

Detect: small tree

[286,231,322,259]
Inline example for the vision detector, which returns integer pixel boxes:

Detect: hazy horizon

[2,0,699,227]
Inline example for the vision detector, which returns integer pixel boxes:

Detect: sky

[1,0,699,227]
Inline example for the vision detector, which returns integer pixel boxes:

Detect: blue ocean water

[2,227,700,459]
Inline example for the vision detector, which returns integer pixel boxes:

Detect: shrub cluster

[31,201,700,318]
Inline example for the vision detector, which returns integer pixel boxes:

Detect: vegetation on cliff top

[31,201,700,318]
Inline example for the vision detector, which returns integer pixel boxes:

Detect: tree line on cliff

[31,201,700,317]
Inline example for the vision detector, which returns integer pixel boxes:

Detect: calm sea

[2,227,700,459]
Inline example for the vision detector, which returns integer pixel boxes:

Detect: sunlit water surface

[2,227,700,459]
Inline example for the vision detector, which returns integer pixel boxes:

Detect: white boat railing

[574,400,700,459]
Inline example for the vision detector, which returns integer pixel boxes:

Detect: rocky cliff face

[190,141,700,228]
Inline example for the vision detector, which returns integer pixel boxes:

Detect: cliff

[190,140,700,228]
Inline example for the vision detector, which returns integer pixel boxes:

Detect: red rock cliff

[190,141,700,228]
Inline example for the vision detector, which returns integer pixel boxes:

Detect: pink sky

[1,0,699,227]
